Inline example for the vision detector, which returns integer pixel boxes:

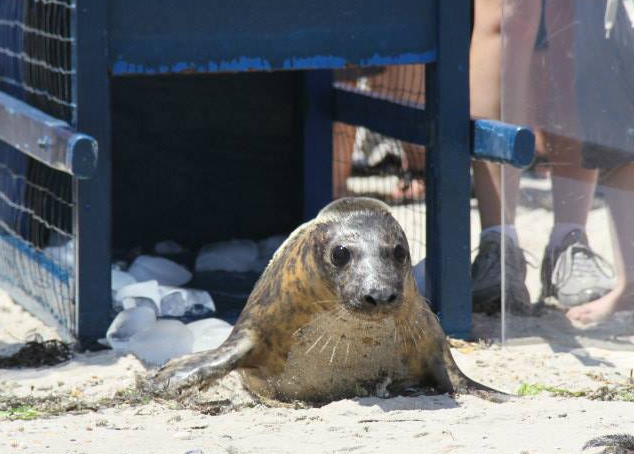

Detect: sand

[2,175,634,454]
[2,294,633,454]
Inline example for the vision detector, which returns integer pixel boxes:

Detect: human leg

[470,0,539,312]
[537,132,615,306]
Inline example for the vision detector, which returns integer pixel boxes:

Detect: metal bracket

[0,91,98,178]
[472,119,535,169]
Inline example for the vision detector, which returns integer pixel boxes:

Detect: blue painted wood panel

[109,0,437,74]
[333,84,427,145]
[74,0,113,347]
[425,0,472,338]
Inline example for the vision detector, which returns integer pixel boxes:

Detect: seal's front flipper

[153,330,254,390]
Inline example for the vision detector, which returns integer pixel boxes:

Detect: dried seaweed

[0,340,72,368]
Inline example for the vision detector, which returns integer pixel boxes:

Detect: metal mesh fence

[333,64,426,263]
[0,0,74,122]
[0,0,76,336]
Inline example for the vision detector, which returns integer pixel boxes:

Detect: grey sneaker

[472,231,532,315]
[540,229,614,307]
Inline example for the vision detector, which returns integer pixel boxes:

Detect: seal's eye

[331,245,351,267]
[394,244,407,264]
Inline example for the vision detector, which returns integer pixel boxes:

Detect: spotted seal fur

[154,197,497,402]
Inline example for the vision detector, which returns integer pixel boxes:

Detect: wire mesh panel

[0,0,74,122]
[0,146,75,333]
[333,64,426,264]
[0,0,76,337]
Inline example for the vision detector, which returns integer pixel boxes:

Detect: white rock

[106,306,157,352]
[115,280,161,313]
[182,289,216,312]
[195,239,259,272]
[122,297,159,316]
[128,255,192,286]
[187,318,233,352]
[154,239,185,255]
[160,291,187,317]
[158,286,216,317]
[128,320,194,366]
[413,258,426,296]
[111,269,137,292]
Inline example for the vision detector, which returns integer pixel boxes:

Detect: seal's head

[315,197,411,318]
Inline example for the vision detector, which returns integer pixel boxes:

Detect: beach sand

[1,176,633,454]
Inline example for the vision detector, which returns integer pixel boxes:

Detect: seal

[154,197,496,402]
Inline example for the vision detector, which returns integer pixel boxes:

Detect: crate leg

[73,1,112,348]
[425,1,472,338]
[302,70,334,220]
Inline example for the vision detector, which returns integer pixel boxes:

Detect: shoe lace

[551,242,615,286]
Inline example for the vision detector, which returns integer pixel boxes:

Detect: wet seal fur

[154,197,500,403]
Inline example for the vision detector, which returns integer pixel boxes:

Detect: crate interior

[110,72,305,320]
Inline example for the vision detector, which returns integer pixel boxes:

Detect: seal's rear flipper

[433,344,511,402]
[153,330,254,390]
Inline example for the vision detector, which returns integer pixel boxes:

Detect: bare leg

[473,163,521,229]
[546,132,598,227]
[567,163,634,323]
[539,1,599,245]
[471,0,533,230]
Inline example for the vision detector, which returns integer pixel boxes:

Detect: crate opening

[111,73,305,322]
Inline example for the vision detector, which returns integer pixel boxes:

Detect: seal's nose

[362,289,399,307]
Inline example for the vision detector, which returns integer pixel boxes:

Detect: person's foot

[566,284,634,324]
[472,231,532,315]
[540,229,614,307]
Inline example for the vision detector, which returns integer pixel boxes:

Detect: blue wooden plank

[473,119,535,169]
[303,71,333,220]
[109,0,437,74]
[73,1,113,347]
[333,84,427,145]
[425,0,472,338]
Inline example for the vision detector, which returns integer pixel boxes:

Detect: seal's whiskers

[329,335,342,364]
[344,341,351,365]
[319,335,332,353]
[397,320,409,351]
[405,320,418,348]
[309,298,341,306]
[293,304,344,338]
[413,316,426,339]
[304,334,324,355]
